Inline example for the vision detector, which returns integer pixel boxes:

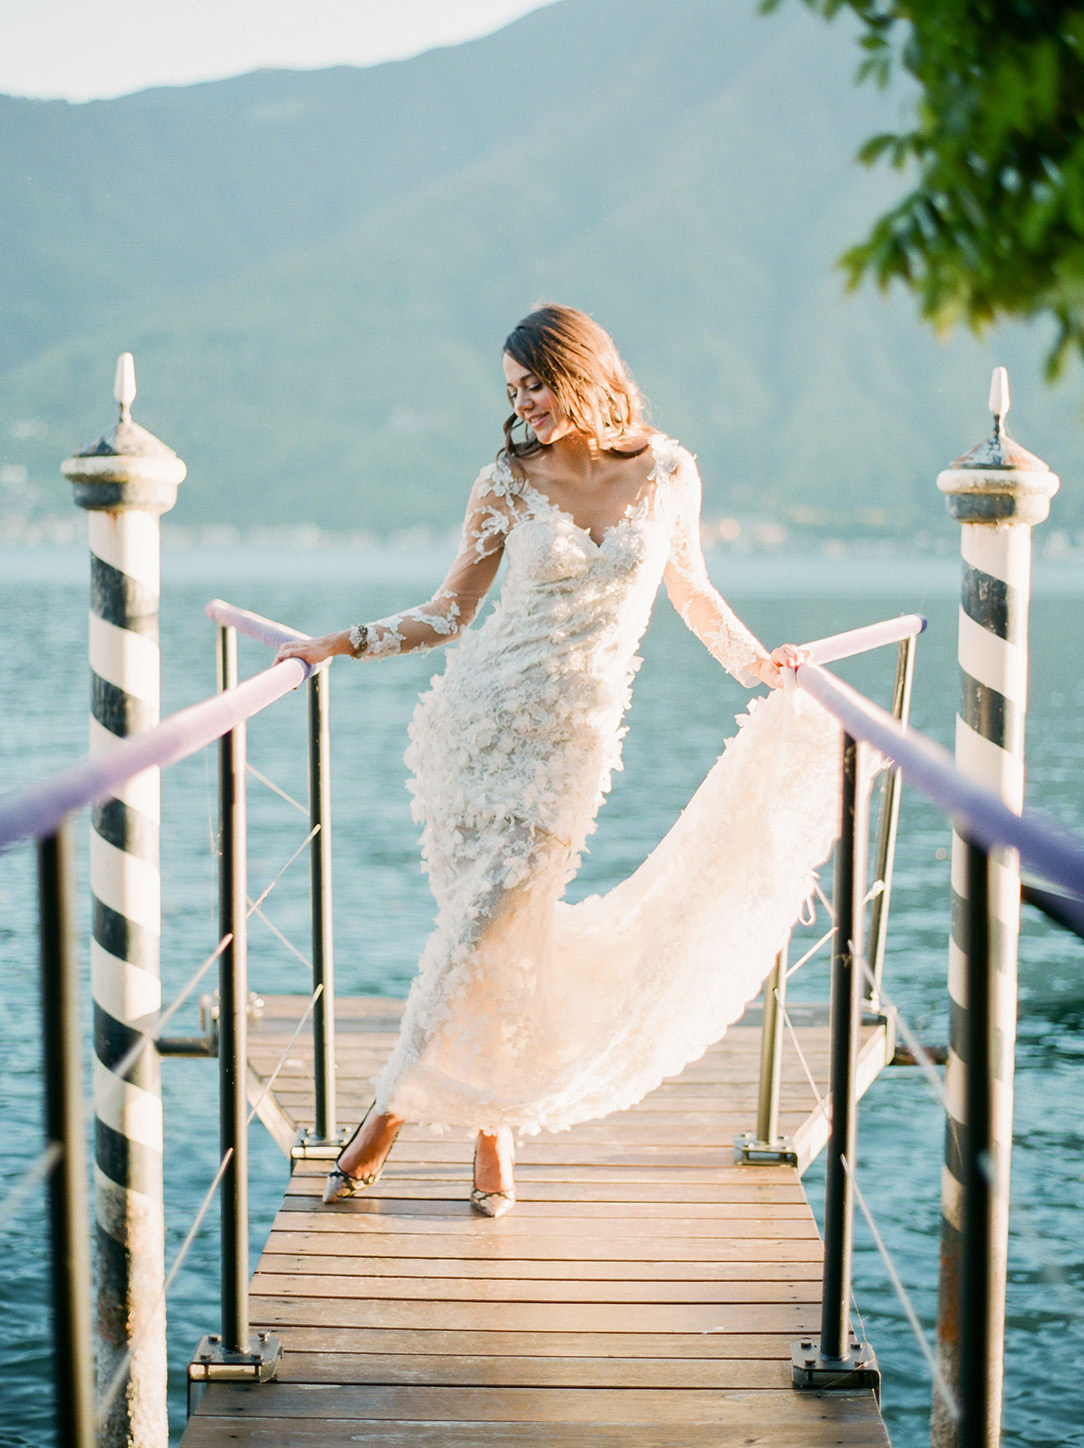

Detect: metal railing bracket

[791,1336,881,1399]
[733,1131,798,1167]
[187,1330,283,1416]
[291,1123,357,1163]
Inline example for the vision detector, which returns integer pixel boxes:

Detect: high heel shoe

[470,1131,516,1219]
[322,1106,401,1204]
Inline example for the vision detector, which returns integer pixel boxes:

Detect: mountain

[1,0,1080,538]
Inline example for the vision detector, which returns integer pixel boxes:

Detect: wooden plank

[281,1185,813,1219]
[288,1160,804,1184]
[245,1325,813,1360]
[261,1226,824,1262]
[284,1176,809,1203]
[191,1382,881,1426]
[250,1271,822,1305]
[264,1210,822,1256]
[274,1351,792,1389]
[265,1206,821,1239]
[257,1251,823,1281]
[247,1296,819,1333]
[182,1411,888,1447]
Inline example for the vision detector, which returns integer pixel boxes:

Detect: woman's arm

[275,468,514,669]
[663,453,799,689]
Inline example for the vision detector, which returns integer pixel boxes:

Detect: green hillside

[1,0,1080,537]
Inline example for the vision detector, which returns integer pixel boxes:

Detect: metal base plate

[291,1125,355,1162]
[188,1331,283,1384]
[791,1337,881,1400]
[734,1131,798,1167]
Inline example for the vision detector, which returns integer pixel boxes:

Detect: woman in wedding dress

[275,304,841,1217]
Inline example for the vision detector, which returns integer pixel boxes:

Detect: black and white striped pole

[62,355,185,1448]
[931,369,1058,1448]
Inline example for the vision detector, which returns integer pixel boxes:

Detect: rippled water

[2,542,1082,1446]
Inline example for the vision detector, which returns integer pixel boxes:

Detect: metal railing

[0,614,331,1445]
[738,614,922,1169]
[787,651,1084,1446]
[6,602,1084,1447]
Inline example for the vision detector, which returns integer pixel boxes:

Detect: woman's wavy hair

[501,304,647,460]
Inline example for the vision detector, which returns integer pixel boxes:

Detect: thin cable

[246,762,307,817]
[842,1154,959,1423]
[858,958,950,1114]
[778,994,828,1109]
[814,879,835,919]
[785,924,837,982]
[247,899,313,972]
[106,934,231,1092]
[246,825,319,921]
[96,1146,234,1431]
[246,984,323,1127]
[0,1141,62,1236]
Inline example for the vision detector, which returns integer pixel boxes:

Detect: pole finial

[988,367,1010,437]
[114,353,137,421]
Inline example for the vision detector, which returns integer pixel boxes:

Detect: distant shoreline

[5,532,1084,599]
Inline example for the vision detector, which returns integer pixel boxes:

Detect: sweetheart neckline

[519,479,646,549]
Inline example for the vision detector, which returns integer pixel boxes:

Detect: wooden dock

[181,995,894,1446]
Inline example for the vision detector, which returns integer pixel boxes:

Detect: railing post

[756,944,787,1147]
[821,735,861,1360]
[217,624,250,1355]
[308,667,337,1142]
[38,818,95,1448]
[865,633,916,1005]
[931,370,1059,1448]
[792,733,879,1394]
[62,354,185,1448]
[188,628,281,1396]
[961,840,996,1448]
[734,942,796,1166]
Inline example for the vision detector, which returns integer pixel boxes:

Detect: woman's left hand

[754,643,810,689]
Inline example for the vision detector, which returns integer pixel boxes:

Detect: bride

[275,304,839,1217]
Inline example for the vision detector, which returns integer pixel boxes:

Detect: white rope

[842,1154,960,1423]
[779,994,828,1110]
[0,1141,62,1236]
[814,879,835,919]
[246,825,319,920]
[106,935,231,1092]
[247,899,313,972]
[246,762,308,816]
[246,984,323,1127]
[96,1146,234,1431]
[784,924,837,982]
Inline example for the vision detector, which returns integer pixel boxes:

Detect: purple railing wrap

[801,613,925,666]
[205,598,309,650]
[796,662,1084,912]
[0,658,316,850]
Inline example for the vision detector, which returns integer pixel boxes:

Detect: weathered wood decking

[181,996,894,1446]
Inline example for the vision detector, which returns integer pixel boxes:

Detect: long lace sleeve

[662,449,769,687]
[359,465,518,660]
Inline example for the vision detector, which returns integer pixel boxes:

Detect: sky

[0,0,561,102]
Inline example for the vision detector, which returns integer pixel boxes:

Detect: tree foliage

[765,0,1084,375]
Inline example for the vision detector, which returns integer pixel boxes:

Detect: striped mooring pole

[62,356,186,1447]
[931,369,1058,1448]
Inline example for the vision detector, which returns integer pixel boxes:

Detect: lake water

[2,540,1083,1447]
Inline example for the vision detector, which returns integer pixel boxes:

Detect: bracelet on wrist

[348,623,369,658]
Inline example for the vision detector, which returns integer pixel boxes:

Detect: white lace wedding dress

[359,436,842,1134]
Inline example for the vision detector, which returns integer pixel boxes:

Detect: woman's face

[503,352,575,445]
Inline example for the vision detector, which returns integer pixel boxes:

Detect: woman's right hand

[274,631,354,668]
